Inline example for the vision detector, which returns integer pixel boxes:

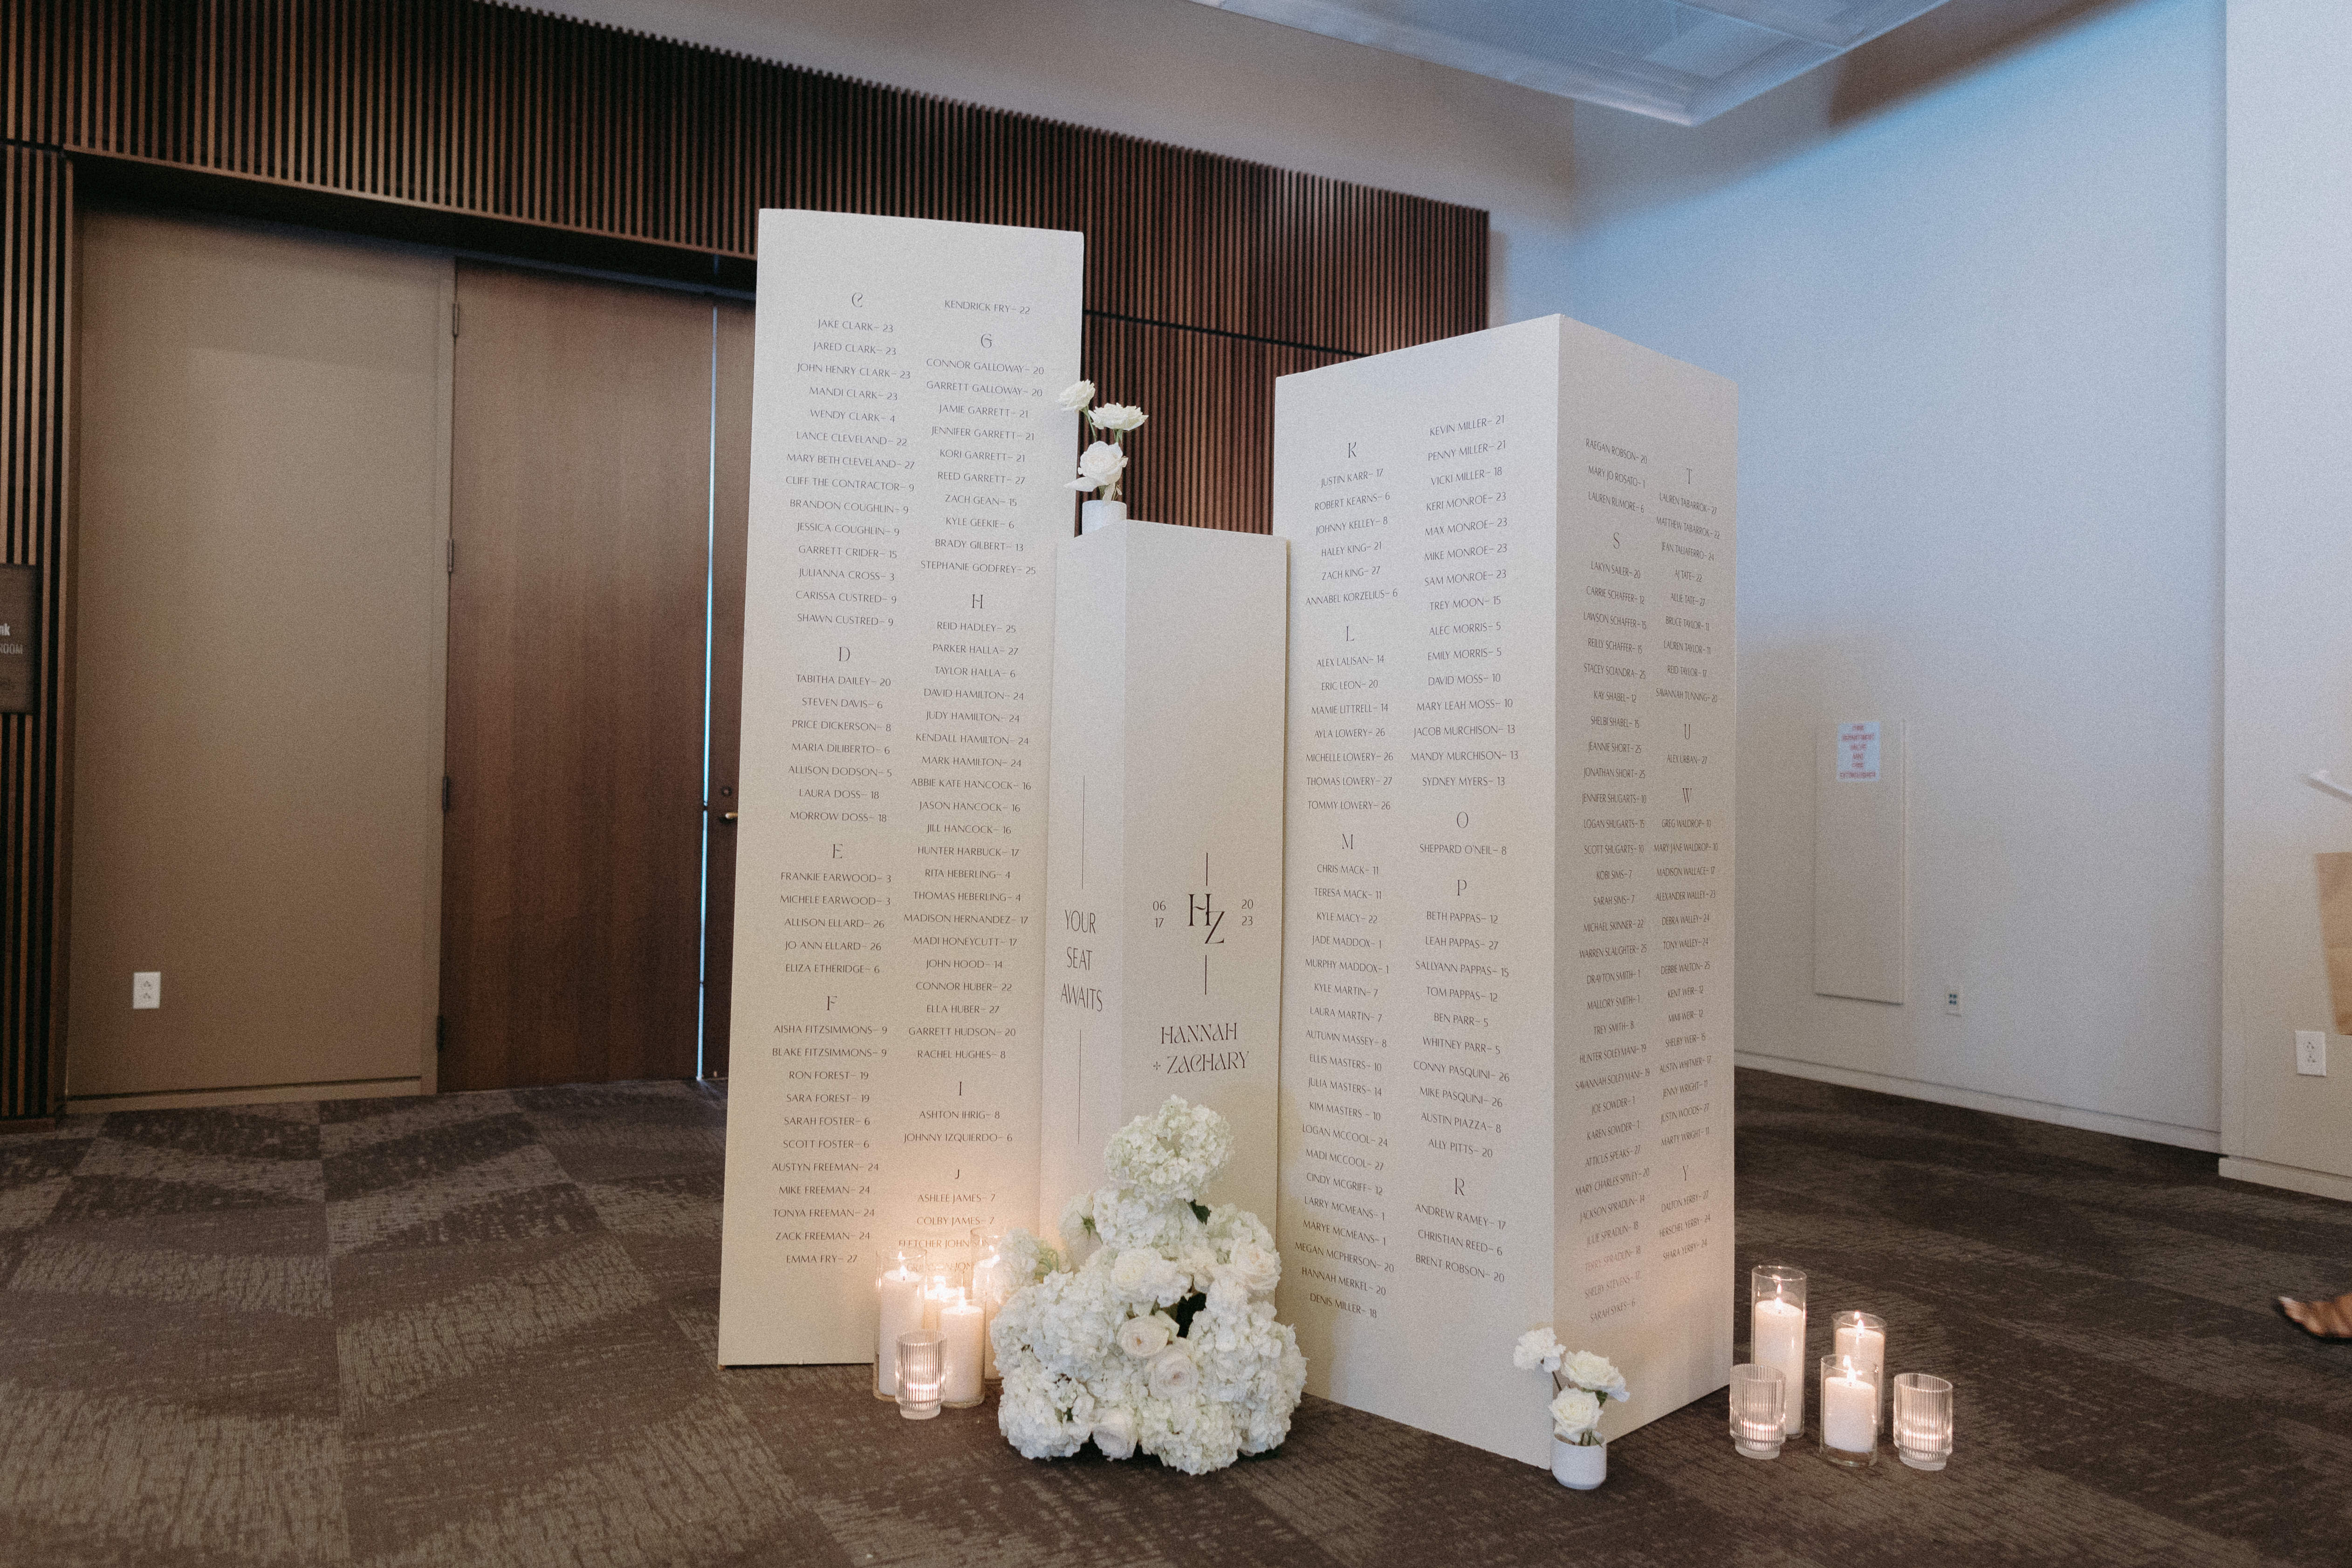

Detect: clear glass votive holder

[896,1331,945,1420]
[1728,1364,1786,1459]
[1818,1355,1879,1468]
[1893,1373,1954,1471]
[1750,1263,1808,1437]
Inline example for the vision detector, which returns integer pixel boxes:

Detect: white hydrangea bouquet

[989,1096,1307,1474]
[1513,1327,1628,1446]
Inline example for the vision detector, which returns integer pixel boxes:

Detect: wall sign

[1836,721,1880,782]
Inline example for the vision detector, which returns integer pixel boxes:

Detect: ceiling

[1184,0,1958,125]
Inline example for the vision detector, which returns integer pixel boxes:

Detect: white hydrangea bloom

[998,1227,1060,1284]
[1103,1096,1233,1202]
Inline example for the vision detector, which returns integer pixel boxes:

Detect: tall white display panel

[1271,315,1736,1464]
[1039,520,1289,1231]
[719,210,1083,1365]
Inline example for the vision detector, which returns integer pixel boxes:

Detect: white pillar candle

[1751,1297,1807,1436]
[973,1252,1007,1379]
[876,1259,925,1397]
[1823,1370,1876,1453]
[1834,1319,1884,1378]
[923,1275,953,1334]
[940,1291,986,1406]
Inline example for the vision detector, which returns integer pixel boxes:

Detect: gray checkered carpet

[0,1070,2344,1566]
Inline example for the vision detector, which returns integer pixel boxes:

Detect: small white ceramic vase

[1080,498,1127,534]
[1550,1436,1606,1490]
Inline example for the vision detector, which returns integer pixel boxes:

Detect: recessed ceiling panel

[1186,0,1954,124]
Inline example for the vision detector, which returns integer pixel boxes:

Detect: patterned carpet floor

[0,1068,2345,1566]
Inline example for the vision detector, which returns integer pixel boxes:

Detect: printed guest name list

[1272,315,1737,1464]
[720,211,1083,1364]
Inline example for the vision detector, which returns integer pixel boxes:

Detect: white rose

[1118,1313,1173,1360]
[1146,1346,1199,1400]
[1561,1350,1627,1401]
[1067,439,1127,494]
[1225,1239,1281,1297]
[1091,1406,1138,1459]
[1087,402,1147,433]
[1056,379,1096,412]
[1109,1246,1186,1307]
[1549,1387,1603,1442]
[1512,1327,1564,1373]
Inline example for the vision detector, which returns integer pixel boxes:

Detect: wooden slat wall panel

[0,0,1484,1104]
[2,0,1486,355]
[0,147,71,1117]
[1084,317,1349,535]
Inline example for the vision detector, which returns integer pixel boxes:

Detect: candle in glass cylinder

[1833,1311,1885,1378]
[1819,1355,1879,1465]
[971,1245,1010,1380]
[940,1289,986,1407]
[922,1274,952,1333]
[1750,1265,1808,1436]
[875,1256,925,1399]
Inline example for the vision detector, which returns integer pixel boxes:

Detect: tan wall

[2220,0,2352,1201]
[68,209,452,1103]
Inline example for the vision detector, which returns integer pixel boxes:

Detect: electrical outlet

[2296,1030,2327,1077]
[131,971,161,1010]
[1942,985,1962,1015]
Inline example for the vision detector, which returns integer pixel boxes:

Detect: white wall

[547,0,2230,1148]
[1565,0,2225,1147]
[2219,0,2352,1200]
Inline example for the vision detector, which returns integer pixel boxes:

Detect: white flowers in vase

[990,1097,1307,1474]
[1059,378,1148,503]
[1513,1328,1628,1446]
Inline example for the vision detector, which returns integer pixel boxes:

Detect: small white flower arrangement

[1058,378,1148,503]
[1513,1328,1628,1447]
[990,1097,1306,1474]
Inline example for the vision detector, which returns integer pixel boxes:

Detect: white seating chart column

[1271,315,1738,1463]
[719,210,1083,1364]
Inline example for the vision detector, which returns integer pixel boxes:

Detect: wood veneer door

[440,262,711,1090]
[702,300,753,1077]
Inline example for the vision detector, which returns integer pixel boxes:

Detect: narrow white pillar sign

[719,211,1083,1365]
[1272,315,1737,1464]
[1038,520,1289,1233]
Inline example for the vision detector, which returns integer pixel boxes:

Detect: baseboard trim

[65,1077,424,1115]
[2218,1156,2352,1204]
[1733,1052,2222,1152]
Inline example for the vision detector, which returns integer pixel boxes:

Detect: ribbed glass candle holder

[1728,1363,1786,1459]
[1893,1372,1954,1471]
[896,1331,945,1420]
